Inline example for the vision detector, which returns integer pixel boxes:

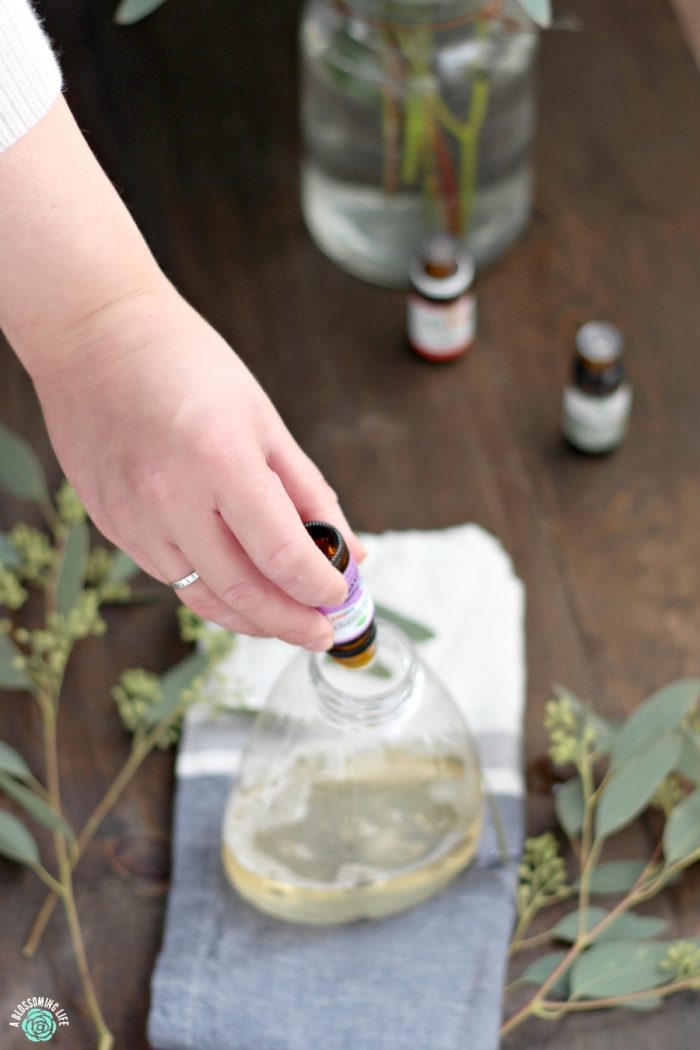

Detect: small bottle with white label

[305,520,376,668]
[561,322,633,454]
[407,235,476,362]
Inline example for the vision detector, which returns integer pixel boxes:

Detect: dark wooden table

[1,0,699,1046]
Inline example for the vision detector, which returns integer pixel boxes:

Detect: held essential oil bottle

[306,521,376,668]
[221,522,483,925]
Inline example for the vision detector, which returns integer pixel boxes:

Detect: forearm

[0,94,168,379]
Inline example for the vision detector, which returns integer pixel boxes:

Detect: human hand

[31,283,364,650]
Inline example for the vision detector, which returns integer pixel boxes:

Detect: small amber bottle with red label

[407,235,476,362]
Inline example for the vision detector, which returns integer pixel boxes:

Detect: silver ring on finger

[169,570,201,590]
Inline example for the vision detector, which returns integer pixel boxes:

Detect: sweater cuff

[0,0,63,153]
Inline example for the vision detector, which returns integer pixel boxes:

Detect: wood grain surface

[1,0,699,1046]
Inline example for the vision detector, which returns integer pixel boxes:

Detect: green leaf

[570,940,674,999]
[0,772,74,843]
[56,522,89,617]
[575,860,647,896]
[516,951,569,998]
[553,684,616,754]
[374,603,435,642]
[611,679,700,768]
[554,776,585,838]
[114,0,168,24]
[676,730,700,785]
[109,549,140,581]
[0,421,49,503]
[595,735,682,839]
[0,742,32,780]
[0,532,20,567]
[663,789,700,864]
[515,0,552,27]
[0,810,40,867]
[0,633,31,690]
[552,906,667,944]
[144,650,209,728]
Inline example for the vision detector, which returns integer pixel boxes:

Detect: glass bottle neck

[310,619,419,727]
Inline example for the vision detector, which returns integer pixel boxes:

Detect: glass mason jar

[300,0,539,286]
[222,620,483,924]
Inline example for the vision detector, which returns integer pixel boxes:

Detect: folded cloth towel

[148,524,526,1050]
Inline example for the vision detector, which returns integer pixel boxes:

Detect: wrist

[14,271,177,388]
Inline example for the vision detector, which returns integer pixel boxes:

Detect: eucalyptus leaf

[0,633,31,690]
[56,522,89,617]
[374,603,435,642]
[0,809,40,867]
[109,549,140,581]
[554,776,585,838]
[574,860,647,896]
[0,532,20,567]
[516,0,552,28]
[595,735,681,840]
[570,940,674,1000]
[0,421,49,503]
[0,772,75,842]
[144,650,209,728]
[114,0,168,23]
[611,679,700,768]
[516,951,569,998]
[0,741,32,780]
[676,730,700,785]
[552,906,667,944]
[553,684,615,754]
[663,789,700,865]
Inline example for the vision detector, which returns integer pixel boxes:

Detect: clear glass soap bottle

[221,619,483,924]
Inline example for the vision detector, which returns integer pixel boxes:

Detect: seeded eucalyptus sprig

[502,680,700,1036]
[0,422,234,1050]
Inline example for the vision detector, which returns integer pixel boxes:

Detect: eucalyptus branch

[0,428,235,1049]
[30,862,65,897]
[502,682,700,1037]
[509,885,573,955]
[540,976,700,1013]
[503,837,663,1032]
[23,692,194,957]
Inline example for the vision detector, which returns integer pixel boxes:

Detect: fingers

[216,460,349,609]
[268,439,367,564]
[175,588,268,638]
[171,511,335,650]
[118,535,268,638]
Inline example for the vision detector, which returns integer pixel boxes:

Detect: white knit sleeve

[0,0,63,153]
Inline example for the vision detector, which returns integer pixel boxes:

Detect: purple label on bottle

[318,554,374,645]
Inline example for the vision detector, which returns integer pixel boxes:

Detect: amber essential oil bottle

[305,520,376,667]
[407,235,476,362]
